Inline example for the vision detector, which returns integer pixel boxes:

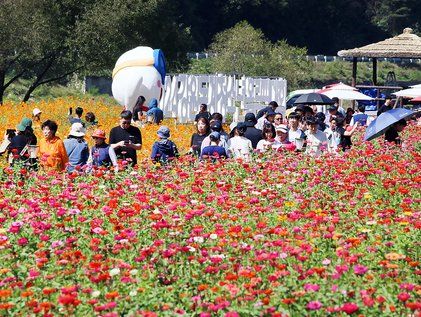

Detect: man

[377,96,393,116]
[243,113,262,149]
[109,110,142,166]
[256,101,279,120]
[146,98,164,124]
[287,112,305,150]
[195,104,211,122]
[331,97,346,116]
[325,104,344,124]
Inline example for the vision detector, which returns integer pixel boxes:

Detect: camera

[6,129,16,139]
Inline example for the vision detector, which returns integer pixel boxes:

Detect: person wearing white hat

[63,122,89,172]
[32,108,43,130]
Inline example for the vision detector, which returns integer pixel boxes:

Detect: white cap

[33,108,42,116]
[69,122,86,137]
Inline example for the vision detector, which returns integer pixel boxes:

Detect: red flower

[341,302,359,315]
[397,292,410,302]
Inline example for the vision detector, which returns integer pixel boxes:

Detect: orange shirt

[39,136,69,171]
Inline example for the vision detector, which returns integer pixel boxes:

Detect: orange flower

[385,252,405,260]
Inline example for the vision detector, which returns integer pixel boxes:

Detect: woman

[64,122,89,172]
[39,120,68,172]
[228,122,252,161]
[132,96,148,122]
[256,123,280,153]
[87,129,118,171]
[345,108,355,125]
[8,118,37,168]
[190,117,210,156]
[85,112,98,127]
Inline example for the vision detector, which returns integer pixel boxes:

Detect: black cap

[245,113,257,123]
[328,105,338,111]
[210,120,222,132]
[236,122,247,132]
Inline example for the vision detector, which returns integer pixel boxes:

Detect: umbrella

[410,96,421,103]
[294,93,334,105]
[318,82,373,100]
[410,84,421,88]
[319,89,373,100]
[392,88,421,98]
[364,108,414,141]
[321,82,356,90]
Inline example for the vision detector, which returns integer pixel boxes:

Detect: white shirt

[305,130,328,157]
[228,136,253,161]
[256,139,281,152]
[288,128,304,150]
[255,117,269,130]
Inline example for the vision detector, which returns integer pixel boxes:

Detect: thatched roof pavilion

[337,28,421,86]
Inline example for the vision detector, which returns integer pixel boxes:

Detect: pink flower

[353,264,368,275]
[307,301,323,310]
[304,283,320,292]
[17,237,28,246]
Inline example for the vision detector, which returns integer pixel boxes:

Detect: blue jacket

[151,139,179,164]
[64,138,89,172]
[146,99,164,124]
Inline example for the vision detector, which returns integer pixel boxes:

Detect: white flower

[130,269,138,275]
[109,268,120,276]
[209,234,218,240]
[187,246,196,252]
[193,236,204,243]
[92,290,101,297]
[129,290,137,296]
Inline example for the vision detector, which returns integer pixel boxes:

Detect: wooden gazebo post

[351,57,357,87]
[372,58,377,85]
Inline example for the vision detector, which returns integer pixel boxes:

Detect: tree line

[1,0,419,103]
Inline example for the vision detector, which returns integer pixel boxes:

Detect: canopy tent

[337,28,421,87]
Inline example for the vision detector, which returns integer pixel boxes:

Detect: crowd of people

[0,95,415,173]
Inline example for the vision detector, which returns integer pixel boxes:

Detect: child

[201,131,227,160]
[151,126,179,164]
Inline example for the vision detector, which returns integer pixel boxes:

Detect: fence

[85,74,287,123]
[187,52,421,64]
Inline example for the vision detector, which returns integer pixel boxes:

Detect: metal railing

[187,52,421,64]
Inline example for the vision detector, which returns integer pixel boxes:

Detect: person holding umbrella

[364,108,413,145]
[385,119,407,145]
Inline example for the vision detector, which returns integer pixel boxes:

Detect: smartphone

[69,107,72,115]
[124,140,130,145]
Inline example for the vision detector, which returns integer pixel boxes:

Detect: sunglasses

[121,120,131,125]
[275,118,283,121]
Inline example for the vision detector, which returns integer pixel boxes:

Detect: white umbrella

[393,88,421,98]
[322,82,356,91]
[320,89,373,100]
[410,84,421,89]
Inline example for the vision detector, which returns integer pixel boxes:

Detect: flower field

[0,99,420,316]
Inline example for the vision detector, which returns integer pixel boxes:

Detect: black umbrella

[294,93,334,105]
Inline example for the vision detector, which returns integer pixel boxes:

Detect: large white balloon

[112,46,164,111]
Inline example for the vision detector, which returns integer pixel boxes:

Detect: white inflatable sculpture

[111,46,166,111]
